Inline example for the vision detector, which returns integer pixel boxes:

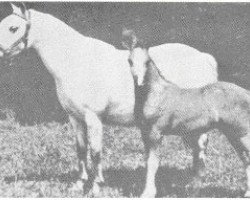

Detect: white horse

[0,3,218,195]
[125,39,250,197]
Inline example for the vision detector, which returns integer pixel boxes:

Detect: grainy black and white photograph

[0,1,250,197]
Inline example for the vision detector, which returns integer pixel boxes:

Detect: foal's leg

[238,134,250,197]
[192,133,208,177]
[84,109,104,195]
[198,133,208,175]
[69,116,88,187]
[141,127,162,197]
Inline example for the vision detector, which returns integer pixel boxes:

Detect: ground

[0,113,247,197]
[0,2,249,197]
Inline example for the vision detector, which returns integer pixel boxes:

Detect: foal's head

[122,30,151,86]
[0,3,30,58]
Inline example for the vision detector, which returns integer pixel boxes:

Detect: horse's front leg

[84,109,104,195]
[69,116,88,188]
[141,126,162,197]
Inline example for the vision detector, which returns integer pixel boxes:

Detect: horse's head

[122,29,150,86]
[0,3,30,58]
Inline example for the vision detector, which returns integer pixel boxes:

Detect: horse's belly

[56,79,109,115]
[56,75,135,125]
[105,97,135,125]
[104,62,136,125]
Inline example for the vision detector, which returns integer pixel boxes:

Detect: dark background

[0,2,250,125]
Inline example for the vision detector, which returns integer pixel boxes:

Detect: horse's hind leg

[69,116,88,187]
[84,109,104,195]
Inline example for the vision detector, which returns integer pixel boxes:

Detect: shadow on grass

[3,167,245,197]
[104,166,194,197]
[4,170,79,184]
[196,186,245,198]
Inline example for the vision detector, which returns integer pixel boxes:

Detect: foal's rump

[149,43,218,88]
[200,82,250,131]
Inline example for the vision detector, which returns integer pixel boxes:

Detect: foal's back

[148,79,250,134]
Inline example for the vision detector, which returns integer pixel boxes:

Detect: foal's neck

[144,60,178,90]
[134,59,179,123]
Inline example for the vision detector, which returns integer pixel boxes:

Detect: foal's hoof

[245,190,250,197]
[140,188,156,198]
[141,192,156,198]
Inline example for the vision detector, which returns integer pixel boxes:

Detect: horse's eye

[9,26,19,33]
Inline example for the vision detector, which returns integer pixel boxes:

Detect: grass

[0,110,247,197]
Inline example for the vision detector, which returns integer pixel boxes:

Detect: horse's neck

[28,10,90,79]
[29,10,69,45]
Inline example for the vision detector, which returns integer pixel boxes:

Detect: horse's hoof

[244,190,250,197]
[80,170,88,181]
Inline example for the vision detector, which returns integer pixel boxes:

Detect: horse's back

[149,43,218,88]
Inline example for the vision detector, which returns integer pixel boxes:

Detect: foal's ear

[122,28,138,50]
[11,3,28,19]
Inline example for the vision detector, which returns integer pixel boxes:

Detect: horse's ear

[11,3,28,19]
[122,28,138,50]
